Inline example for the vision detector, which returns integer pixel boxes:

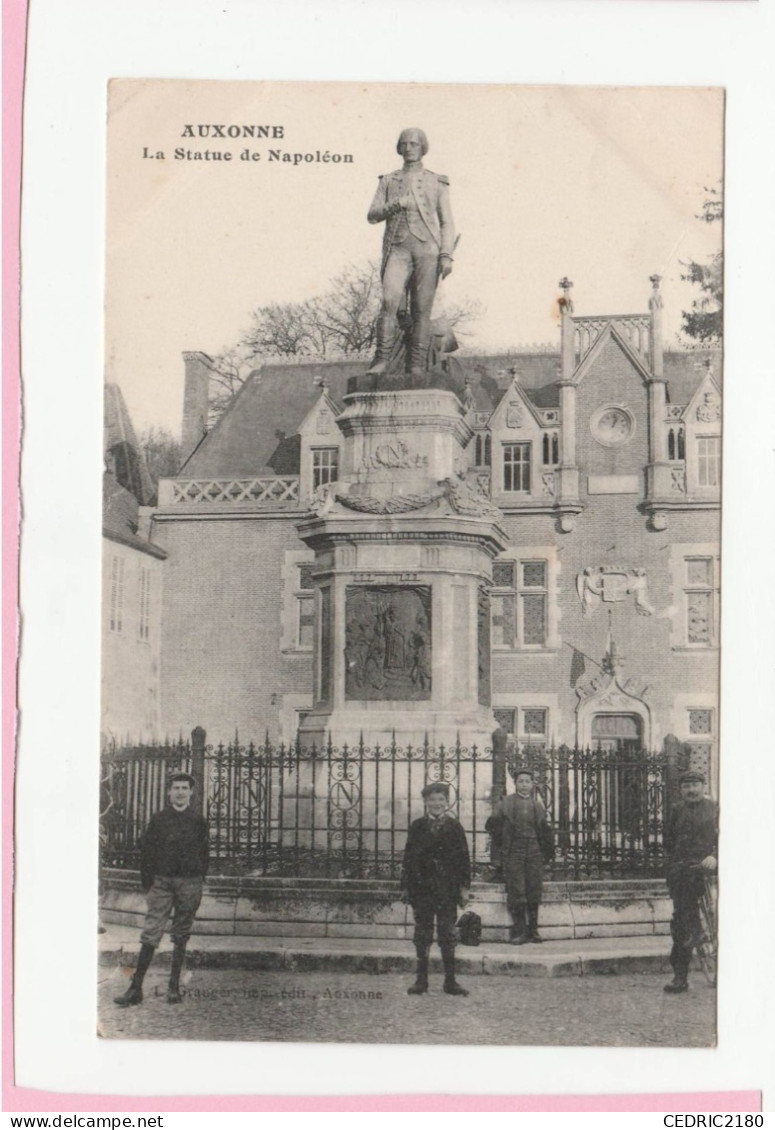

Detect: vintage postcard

[94,79,725,1050]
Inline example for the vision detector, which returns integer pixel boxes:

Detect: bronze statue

[367,128,456,384]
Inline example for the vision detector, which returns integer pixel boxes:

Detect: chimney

[181,352,212,461]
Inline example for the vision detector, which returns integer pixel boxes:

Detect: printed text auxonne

[181,124,285,138]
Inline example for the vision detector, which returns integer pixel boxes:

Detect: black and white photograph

[96,79,723,1048]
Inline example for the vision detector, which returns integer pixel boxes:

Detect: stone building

[151,278,721,791]
[102,385,166,743]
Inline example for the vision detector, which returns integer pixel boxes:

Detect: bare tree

[139,426,183,489]
[207,342,258,423]
[207,260,484,421]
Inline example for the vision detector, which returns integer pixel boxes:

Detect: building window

[523,708,547,738]
[493,708,516,735]
[684,556,718,647]
[475,433,491,467]
[138,566,151,641]
[521,707,548,753]
[297,563,315,649]
[696,436,720,487]
[686,708,715,785]
[688,708,713,736]
[312,448,338,490]
[492,558,547,648]
[109,555,125,633]
[494,707,550,754]
[503,443,531,492]
[542,433,559,466]
[667,426,685,461]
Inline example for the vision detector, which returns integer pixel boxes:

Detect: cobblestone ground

[99,967,715,1047]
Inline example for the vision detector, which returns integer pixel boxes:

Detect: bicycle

[694,872,718,987]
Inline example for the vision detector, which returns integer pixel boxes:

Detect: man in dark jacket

[400,781,471,996]
[114,772,209,1007]
[663,769,718,994]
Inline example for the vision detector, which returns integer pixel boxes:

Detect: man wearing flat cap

[114,771,209,1008]
[400,780,471,996]
[367,127,456,382]
[663,769,718,994]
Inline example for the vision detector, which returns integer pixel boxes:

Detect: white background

[15,0,775,1109]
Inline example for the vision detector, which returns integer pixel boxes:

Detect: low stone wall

[101,871,672,942]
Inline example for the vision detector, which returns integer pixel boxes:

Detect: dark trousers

[667,867,704,980]
[504,841,544,915]
[411,897,458,952]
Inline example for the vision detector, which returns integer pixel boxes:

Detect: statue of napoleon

[367,128,456,385]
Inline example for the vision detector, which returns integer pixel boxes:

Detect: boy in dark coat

[486,766,554,944]
[663,769,718,994]
[114,772,209,1007]
[400,781,471,996]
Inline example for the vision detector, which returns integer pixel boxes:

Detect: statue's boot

[406,317,431,382]
[367,313,399,376]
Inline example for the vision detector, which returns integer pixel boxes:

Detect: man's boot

[664,946,689,993]
[508,903,529,945]
[441,944,469,996]
[407,946,430,995]
[527,903,543,943]
[114,942,155,1007]
[167,940,188,1004]
[663,975,689,994]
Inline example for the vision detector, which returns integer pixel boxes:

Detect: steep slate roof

[179,348,719,479]
[103,472,167,558]
[181,361,364,478]
[664,350,721,405]
[104,383,156,506]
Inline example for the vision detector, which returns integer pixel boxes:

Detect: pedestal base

[298,704,499,755]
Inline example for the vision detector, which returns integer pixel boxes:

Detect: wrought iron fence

[100,731,685,880]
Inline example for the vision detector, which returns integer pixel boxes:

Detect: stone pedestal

[296,388,508,750]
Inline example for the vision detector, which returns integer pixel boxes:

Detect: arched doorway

[591,713,645,840]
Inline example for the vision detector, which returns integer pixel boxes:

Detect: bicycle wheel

[695,888,717,987]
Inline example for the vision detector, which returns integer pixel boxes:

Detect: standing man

[486,766,555,945]
[114,771,209,1007]
[400,781,471,997]
[367,127,456,382]
[663,769,718,994]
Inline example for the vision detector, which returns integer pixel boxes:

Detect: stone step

[99,927,674,978]
[101,872,672,942]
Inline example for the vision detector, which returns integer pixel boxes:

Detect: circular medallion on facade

[591,405,635,447]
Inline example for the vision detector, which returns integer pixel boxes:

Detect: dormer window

[312,447,338,490]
